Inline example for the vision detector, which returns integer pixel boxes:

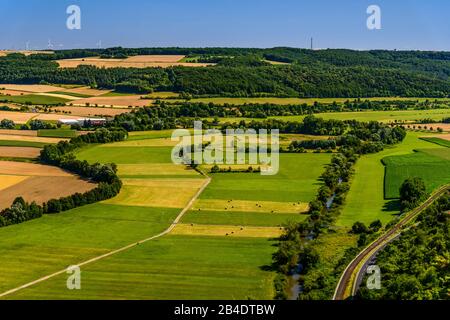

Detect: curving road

[333,184,450,300]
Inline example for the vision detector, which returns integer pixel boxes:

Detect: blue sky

[0,0,449,50]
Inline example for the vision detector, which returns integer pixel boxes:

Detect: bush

[0,119,15,129]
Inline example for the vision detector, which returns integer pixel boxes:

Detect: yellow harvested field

[0,176,96,210]
[105,180,203,208]
[418,123,450,132]
[0,89,30,96]
[0,111,81,124]
[0,134,66,143]
[421,133,450,141]
[52,106,131,117]
[122,178,205,188]
[34,113,81,122]
[192,199,309,214]
[0,129,37,136]
[0,111,36,123]
[0,146,41,158]
[117,163,199,176]
[72,96,151,108]
[57,55,213,68]
[0,161,72,176]
[171,224,284,238]
[0,174,29,191]
[0,84,63,93]
[0,50,53,57]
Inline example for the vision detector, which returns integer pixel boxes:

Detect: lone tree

[399,177,427,212]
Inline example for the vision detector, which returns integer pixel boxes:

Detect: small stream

[287,178,342,300]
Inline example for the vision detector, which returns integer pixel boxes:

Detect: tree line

[271,122,406,299]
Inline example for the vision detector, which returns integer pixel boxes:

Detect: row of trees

[272,149,358,299]
[272,120,407,299]
[158,99,448,118]
[0,128,127,228]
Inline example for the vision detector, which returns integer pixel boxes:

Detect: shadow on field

[382,199,401,213]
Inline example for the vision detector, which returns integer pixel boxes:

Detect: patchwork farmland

[0,132,330,299]
[0,44,449,303]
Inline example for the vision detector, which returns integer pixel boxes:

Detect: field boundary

[0,177,211,298]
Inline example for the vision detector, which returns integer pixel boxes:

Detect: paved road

[333,184,450,300]
[0,177,211,298]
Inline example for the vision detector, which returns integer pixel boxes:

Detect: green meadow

[0,140,47,148]
[199,154,331,203]
[49,91,92,98]
[0,204,180,293]
[37,129,77,138]
[0,94,70,105]
[7,235,276,300]
[0,131,332,299]
[182,209,307,227]
[337,132,446,227]
[420,137,450,148]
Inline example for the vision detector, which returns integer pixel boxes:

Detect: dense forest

[357,193,450,300]
[1,47,450,97]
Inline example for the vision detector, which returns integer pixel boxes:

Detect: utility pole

[310,37,313,50]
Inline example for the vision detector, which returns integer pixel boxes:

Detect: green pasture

[199,153,331,203]
[0,140,47,148]
[182,209,307,227]
[0,133,329,300]
[37,129,77,138]
[0,94,70,105]
[77,146,174,164]
[8,235,276,300]
[419,137,450,148]
[0,203,180,293]
[337,132,446,227]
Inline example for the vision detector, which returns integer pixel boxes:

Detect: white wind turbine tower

[47,39,54,50]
